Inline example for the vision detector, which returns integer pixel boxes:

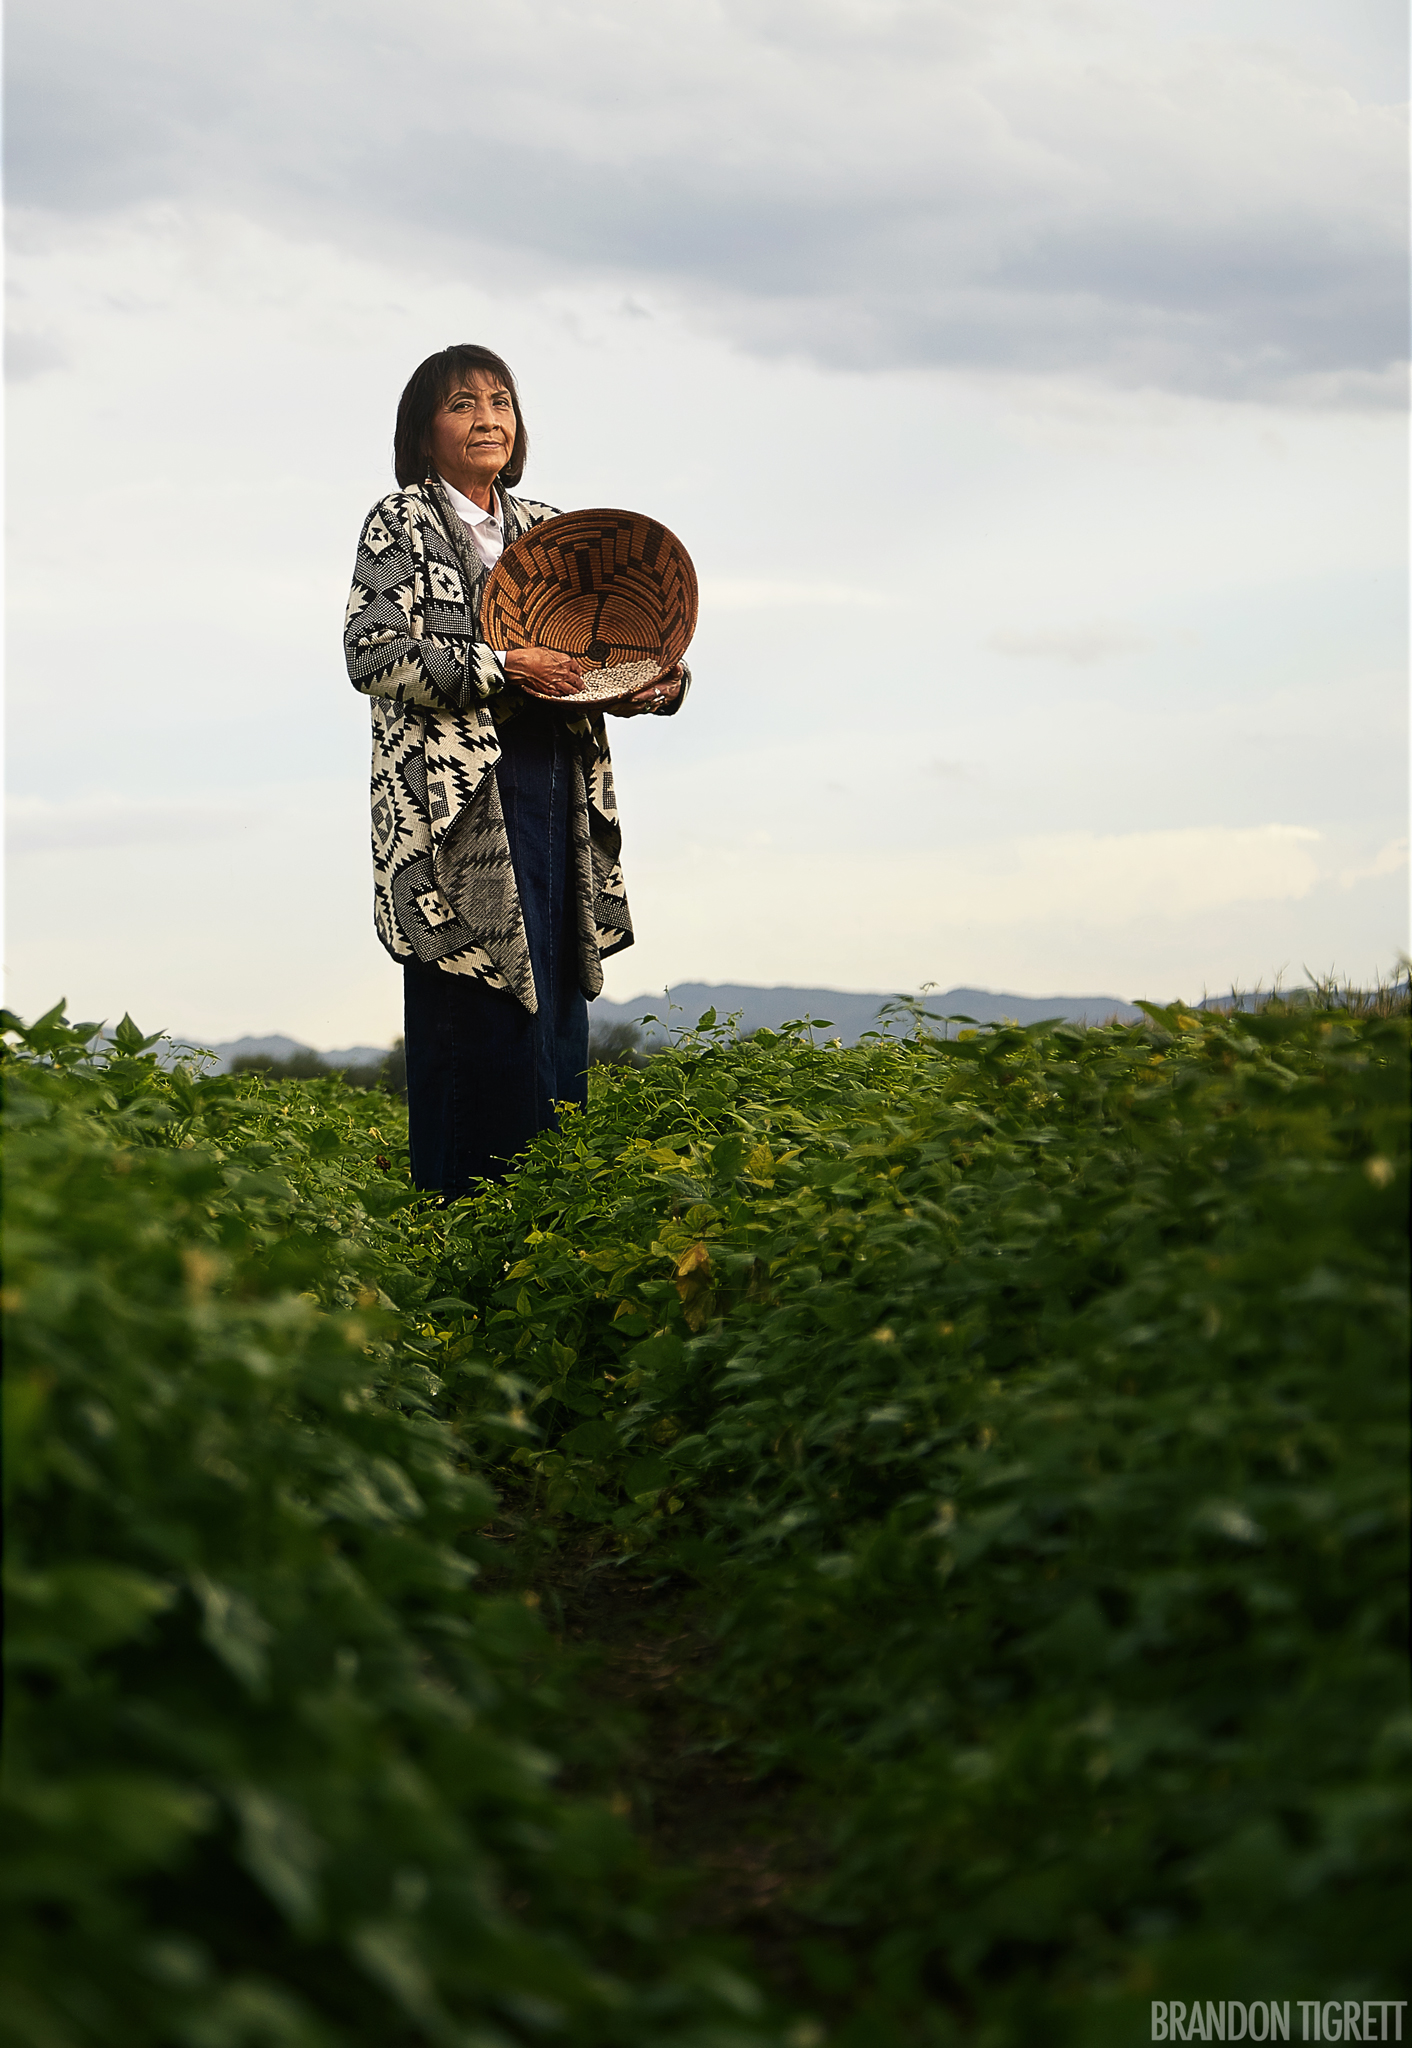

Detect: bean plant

[3,995,1407,2048]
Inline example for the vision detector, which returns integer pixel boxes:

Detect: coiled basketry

[481,508,698,707]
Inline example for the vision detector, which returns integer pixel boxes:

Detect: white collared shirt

[436,475,508,665]
[436,475,504,568]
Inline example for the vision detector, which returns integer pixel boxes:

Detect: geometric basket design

[481,508,698,704]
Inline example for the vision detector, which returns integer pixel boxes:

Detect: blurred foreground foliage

[2,1006,766,2048]
[3,992,1408,2047]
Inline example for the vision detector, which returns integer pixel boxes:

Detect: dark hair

[393,345,529,490]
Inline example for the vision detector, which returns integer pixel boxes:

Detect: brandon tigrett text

[1152,2006,1406,2043]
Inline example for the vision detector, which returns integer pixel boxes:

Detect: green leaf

[191,1574,273,1696]
[111,1012,164,1054]
[710,1134,748,1180]
[552,1384,604,1416]
[623,1455,669,1497]
[6,1563,176,1661]
[559,1419,620,1457]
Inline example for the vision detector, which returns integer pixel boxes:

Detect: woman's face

[427,371,518,499]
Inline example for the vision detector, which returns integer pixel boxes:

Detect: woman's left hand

[606,666,685,718]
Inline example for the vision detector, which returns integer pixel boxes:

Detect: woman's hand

[503,647,586,698]
[606,666,686,718]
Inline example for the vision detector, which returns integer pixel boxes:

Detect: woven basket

[481,508,698,707]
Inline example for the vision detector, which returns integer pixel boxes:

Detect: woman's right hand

[502,647,585,698]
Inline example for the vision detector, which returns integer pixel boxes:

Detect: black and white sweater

[344,480,640,1013]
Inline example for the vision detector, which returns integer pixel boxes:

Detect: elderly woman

[343,344,686,1198]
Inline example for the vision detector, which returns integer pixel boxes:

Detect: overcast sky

[5,0,1408,1046]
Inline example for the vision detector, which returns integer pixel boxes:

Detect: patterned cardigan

[344,480,680,1014]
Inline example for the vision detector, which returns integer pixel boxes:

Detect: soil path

[521,1539,835,2001]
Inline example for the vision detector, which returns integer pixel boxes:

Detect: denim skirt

[402,703,589,1198]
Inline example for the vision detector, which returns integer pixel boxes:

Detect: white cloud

[989,622,1150,664]
[1338,837,1409,888]
[6,0,1406,403]
[4,324,69,381]
[632,824,1325,951]
[7,796,262,856]
[944,825,1324,922]
[702,580,888,611]
[2,6,1405,1044]
[2,781,391,1049]
[601,824,1404,1002]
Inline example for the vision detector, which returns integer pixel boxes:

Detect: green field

[4,993,1408,2048]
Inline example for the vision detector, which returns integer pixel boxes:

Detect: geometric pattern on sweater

[345,481,634,1013]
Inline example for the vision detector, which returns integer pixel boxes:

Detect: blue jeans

[403,704,589,1197]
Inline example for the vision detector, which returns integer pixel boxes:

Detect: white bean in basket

[557,661,663,704]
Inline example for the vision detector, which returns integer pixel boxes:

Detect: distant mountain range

[186,1033,391,1074]
[590,983,1142,1047]
[185,984,1140,1069]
